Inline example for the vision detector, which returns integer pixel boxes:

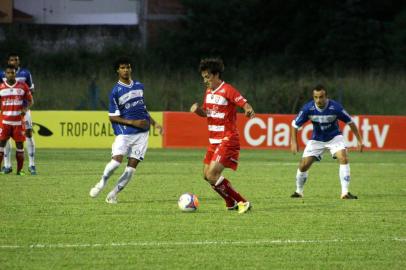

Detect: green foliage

[0,149,405,269]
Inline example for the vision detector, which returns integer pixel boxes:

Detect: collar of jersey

[118,80,134,88]
[315,99,329,112]
[210,81,225,94]
[5,81,18,88]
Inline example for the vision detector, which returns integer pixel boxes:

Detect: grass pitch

[0,149,405,269]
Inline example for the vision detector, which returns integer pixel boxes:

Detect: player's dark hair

[199,58,224,77]
[313,84,326,92]
[7,52,19,59]
[5,64,16,71]
[114,57,132,71]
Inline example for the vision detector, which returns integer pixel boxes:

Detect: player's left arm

[338,107,363,152]
[149,115,163,135]
[348,122,364,152]
[229,86,255,118]
[243,102,255,118]
[22,86,34,115]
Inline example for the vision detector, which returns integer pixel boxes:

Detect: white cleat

[89,183,105,198]
[105,195,118,204]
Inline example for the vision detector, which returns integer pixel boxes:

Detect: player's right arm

[190,102,206,117]
[290,126,299,154]
[290,107,308,154]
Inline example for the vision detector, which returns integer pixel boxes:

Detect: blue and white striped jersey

[108,79,150,135]
[292,99,352,142]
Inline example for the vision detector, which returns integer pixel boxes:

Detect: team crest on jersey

[329,105,335,110]
[219,89,225,93]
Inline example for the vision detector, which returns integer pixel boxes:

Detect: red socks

[213,177,247,205]
[16,150,24,172]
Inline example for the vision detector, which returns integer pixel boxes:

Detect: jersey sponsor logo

[2,100,23,106]
[0,88,25,96]
[205,94,228,105]
[206,110,225,119]
[309,115,337,123]
[208,125,225,132]
[118,89,144,105]
[124,99,144,109]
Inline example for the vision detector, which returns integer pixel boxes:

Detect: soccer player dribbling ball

[290,84,364,199]
[89,57,162,204]
[190,57,255,214]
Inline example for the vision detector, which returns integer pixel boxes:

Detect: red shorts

[204,140,240,171]
[0,124,26,142]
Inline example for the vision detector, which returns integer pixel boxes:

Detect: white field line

[0,238,404,249]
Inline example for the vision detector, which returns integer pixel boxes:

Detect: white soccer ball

[178,193,199,212]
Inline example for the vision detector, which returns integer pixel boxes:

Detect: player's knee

[205,171,218,184]
[338,157,349,164]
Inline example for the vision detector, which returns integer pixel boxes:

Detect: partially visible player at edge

[190,57,255,214]
[0,65,33,175]
[0,53,37,175]
[89,57,162,204]
[290,84,363,199]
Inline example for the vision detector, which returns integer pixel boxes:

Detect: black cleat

[290,192,303,198]
[341,192,358,199]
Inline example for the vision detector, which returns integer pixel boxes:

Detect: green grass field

[0,149,405,269]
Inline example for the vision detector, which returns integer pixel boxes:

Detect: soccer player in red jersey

[190,58,255,214]
[0,65,33,175]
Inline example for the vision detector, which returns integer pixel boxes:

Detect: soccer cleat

[290,192,304,198]
[227,201,238,211]
[237,201,251,214]
[89,182,105,198]
[1,167,13,174]
[16,171,26,176]
[341,192,358,199]
[105,194,118,204]
[28,166,37,175]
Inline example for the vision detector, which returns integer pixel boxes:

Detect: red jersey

[0,81,32,126]
[202,82,247,145]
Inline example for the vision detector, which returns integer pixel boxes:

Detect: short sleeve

[292,107,309,128]
[108,89,120,116]
[226,85,247,107]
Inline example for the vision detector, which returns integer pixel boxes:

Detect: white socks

[2,137,35,168]
[26,136,35,167]
[108,166,136,197]
[339,164,351,195]
[96,159,121,189]
[295,169,308,194]
[3,141,11,168]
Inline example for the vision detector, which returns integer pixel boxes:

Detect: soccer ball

[178,193,199,212]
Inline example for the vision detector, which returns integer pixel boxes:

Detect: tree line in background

[154,0,406,72]
[0,0,405,114]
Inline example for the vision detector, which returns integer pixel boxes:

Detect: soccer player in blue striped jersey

[0,53,37,175]
[89,57,162,204]
[290,84,364,199]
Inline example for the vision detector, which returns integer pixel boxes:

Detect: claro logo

[244,116,390,148]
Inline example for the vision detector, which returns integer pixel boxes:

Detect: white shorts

[111,132,149,161]
[24,110,33,129]
[303,135,347,161]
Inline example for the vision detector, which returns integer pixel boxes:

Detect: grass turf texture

[0,149,405,269]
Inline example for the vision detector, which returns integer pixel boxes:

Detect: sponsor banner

[163,112,406,151]
[31,111,163,148]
